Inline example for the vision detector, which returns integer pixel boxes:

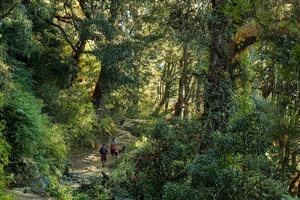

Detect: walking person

[110,137,117,158]
[99,144,108,167]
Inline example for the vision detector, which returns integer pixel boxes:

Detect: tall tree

[47,0,115,83]
[92,0,164,119]
[203,0,257,133]
[167,0,204,118]
[153,45,179,117]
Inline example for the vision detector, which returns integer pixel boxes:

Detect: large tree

[92,0,164,119]
[202,0,257,133]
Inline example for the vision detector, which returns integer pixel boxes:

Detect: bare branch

[0,1,19,20]
[46,20,77,52]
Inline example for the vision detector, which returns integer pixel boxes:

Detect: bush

[186,96,287,199]
[100,117,117,137]
[107,96,292,199]
[0,91,67,186]
[0,123,13,200]
[45,85,99,148]
[162,182,203,200]
[46,176,72,200]
[189,151,286,199]
[111,117,200,199]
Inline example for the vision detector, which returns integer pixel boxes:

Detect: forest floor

[10,124,139,200]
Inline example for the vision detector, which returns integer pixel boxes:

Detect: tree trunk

[174,42,189,117]
[291,149,298,172]
[92,0,120,119]
[203,0,231,133]
[202,1,258,135]
[279,134,290,176]
[289,172,300,197]
[153,60,176,117]
[153,84,170,117]
[154,78,171,117]
[195,80,203,115]
[71,38,87,83]
[93,67,109,120]
[129,64,140,117]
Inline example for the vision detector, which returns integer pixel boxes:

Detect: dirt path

[70,127,137,176]
[10,127,138,199]
[9,189,48,200]
[69,146,120,182]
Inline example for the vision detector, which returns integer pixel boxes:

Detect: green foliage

[162,182,202,200]
[187,95,288,199]
[70,175,111,200]
[100,117,117,137]
[46,176,73,200]
[0,5,36,59]
[111,95,291,199]
[111,117,200,199]
[76,184,111,200]
[190,154,241,199]
[189,95,286,199]
[223,0,252,27]
[85,13,116,41]
[110,143,144,199]
[74,193,90,200]
[0,118,11,166]
[0,121,13,200]
[47,175,111,200]
[93,42,136,93]
[281,194,300,200]
[0,0,299,199]
[27,14,74,89]
[0,61,14,198]
[189,150,286,199]
[33,66,101,148]
[0,59,67,186]
[48,85,99,148]
[0,91,67,183]
[223,96,273,155]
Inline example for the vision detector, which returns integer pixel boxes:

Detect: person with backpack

[99,144,108,167]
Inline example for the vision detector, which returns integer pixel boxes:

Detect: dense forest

[0,0,300,199]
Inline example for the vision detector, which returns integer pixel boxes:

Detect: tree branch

[63,2,83,24]
[0,1,19,20]
[46,20,77,53]
[228,23,259,59]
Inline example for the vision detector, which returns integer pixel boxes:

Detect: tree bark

[153,61,176,117]
[93,67,109,119]
[174,42,189,117]
[203,0,230,133]
[91,0,121,119]
[203,1,258,134]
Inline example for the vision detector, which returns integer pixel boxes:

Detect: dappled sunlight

[1,0,300,199]
[134,136,148,148]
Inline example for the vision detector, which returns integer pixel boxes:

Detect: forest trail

[10,123,139,200]
[69,127,138,184]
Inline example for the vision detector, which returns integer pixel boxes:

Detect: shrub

[45,85,99,148]
[111,117,200,199]
[0,91,67,186]
[0,122,13,200]
[46,176,72,200]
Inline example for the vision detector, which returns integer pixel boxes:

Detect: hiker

[99,144,108,167]
[110,137,117,157]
